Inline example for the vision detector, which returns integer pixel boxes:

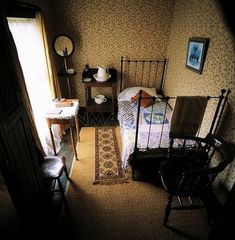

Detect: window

[8,17,61,155]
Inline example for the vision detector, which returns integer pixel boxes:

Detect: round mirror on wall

[53,35,74,57]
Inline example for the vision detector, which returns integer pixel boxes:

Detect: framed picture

[186,37,210,74]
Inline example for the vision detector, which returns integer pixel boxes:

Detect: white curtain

[7,17,61,155]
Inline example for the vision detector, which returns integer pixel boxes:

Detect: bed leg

[132,169,135,180]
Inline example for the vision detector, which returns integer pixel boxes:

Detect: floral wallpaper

[165,0,235,203]
[47,0,175,105]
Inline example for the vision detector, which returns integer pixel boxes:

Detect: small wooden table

[45,99,80,160]
[82,68,117,114]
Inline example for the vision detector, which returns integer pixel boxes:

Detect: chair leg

[57,178,66,201]
[132,169,135,180]
[64,165,70,179]
[164,194,173,226]
[52,179,56,190]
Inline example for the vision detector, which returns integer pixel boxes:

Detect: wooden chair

[40,155,70,199]
[159,133,234,226]
[34,146,70,200]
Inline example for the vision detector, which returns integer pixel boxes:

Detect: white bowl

[93,74,111,82]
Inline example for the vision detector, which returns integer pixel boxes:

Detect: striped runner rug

[94,127,128,184]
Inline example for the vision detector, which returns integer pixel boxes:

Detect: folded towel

[170,96,208,137]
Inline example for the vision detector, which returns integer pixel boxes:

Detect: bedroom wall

[18,0,234,203]
[165,0,235,203]
[47,0,175,105]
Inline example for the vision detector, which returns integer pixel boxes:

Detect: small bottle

[83,64,90,78]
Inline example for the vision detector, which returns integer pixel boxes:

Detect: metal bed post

[134,60,137,85]
[213,88,231,135]
[154,61,159,89]
[160,59,167,94]
[131,90,142,179]
[127,60,130,88]
[148,61,152,87]
[146,97,155,150]
[141,60,145,86]
[209,89,226,134]
[134,90,142,152]
[158,96,170,148]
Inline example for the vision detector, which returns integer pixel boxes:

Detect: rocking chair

[159,133,233,226]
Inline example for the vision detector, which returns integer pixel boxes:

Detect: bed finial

[221,89,226,94]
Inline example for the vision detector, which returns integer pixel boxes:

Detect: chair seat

[40,156,65,178]
[159,155,208,196]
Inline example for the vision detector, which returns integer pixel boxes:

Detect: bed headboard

[120,56,168,94]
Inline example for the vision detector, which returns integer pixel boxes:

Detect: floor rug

[94,127,128,184]
[79,107,119,127]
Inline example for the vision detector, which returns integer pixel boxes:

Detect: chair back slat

[165,134,233,196]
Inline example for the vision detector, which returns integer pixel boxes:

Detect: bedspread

[118,100,172,170]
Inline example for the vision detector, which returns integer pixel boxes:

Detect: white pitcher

[97,67,109,79]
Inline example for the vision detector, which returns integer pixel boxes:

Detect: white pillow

[118,87,158,101]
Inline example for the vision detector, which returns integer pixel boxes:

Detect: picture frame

[186,37,210,74]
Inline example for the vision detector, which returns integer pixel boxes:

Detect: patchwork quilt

[118,100,172,169]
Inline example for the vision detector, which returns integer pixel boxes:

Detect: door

[0,11,50,237]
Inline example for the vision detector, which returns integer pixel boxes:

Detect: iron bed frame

[129,89,230,179]
[118,56,231,179]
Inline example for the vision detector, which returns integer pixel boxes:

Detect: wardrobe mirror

[53,34,74,57]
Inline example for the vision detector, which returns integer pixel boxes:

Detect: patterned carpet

[79,107,119,127]
[94,127,128,184]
